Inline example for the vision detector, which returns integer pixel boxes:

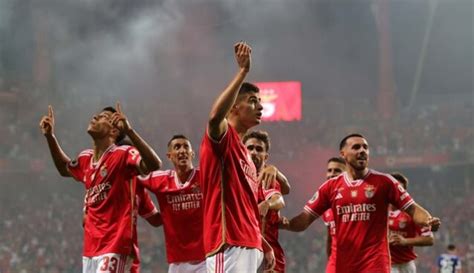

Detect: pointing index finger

[48,105,54,118]
[116,101,122,113]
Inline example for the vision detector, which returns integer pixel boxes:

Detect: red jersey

[322,209,336,273]
[388,209,433,264]
[68,144,142,257]
[199,125,262,256]
[131,181,159,273]
[138,169,205,263]
[304,170,415,273]
[258,183,285,273]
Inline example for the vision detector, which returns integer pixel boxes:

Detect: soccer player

[82,169,162,273]
[438,244,462,273]
[138,135,206,273]
[199,42,274,273]
[281,133,440,273]
[322,157,346,273]
[39,103,161,272]
[116,139,162,273]
[388,172,434,273]
[243,130,288,273]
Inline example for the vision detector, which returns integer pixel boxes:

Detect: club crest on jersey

[309,191,319,203]
[191,184,201,193]
[399,219,407,229]
[389,219,394,226]
[364,184,375,198]
[100,165,108,178]
[351,190,358,198]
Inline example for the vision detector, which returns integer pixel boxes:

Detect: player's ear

[190,150,196,159]
[111,127,120,139]
[264,153,269,161]
[166,151,172,160]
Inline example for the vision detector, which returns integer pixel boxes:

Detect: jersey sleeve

[125,146,142,174]
[67,150,92,183]
[136,183,158,219]
[387,176,415,211]
[303,181,331,218]
[204,124,233,155]
[137,171,166,193]
[262,181,282,201]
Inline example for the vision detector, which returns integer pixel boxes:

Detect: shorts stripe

[218,252,223,273]
[119,254,126,273]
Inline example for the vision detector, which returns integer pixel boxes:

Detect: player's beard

[350,159,367,171]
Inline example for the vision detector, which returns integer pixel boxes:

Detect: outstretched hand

[389,233,407,246]
[111,102,132,134]
[278,216,290,230]
[234,41,251,72]
[259,165,278,190]
[39,105,55,136]
[427,216,441,232]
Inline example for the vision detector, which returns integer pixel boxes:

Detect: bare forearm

[286,212,315,232]
[126,129,161,173]
[276,170,290,195]
[208,69,247,138]
[405,203,431,227]
[403,236,434,247]
[45,134,71,177]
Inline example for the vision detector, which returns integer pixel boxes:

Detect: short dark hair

[328,157,345,165]
[390,172,409,190]
[167,134,190,148]
[239,82,259,96]
[102,106,126,144]
[339,133,365,150]
[447,244,456,251]
[243,130,271,152]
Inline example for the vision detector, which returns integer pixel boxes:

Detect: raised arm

[39,105,72,177]
[404,203,440,232]
[208,42,251,140]
[111,102,162,174]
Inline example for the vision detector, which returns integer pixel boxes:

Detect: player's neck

[347,167,369,180]
[175,166,194,184]
[92,138,115,162]
[228,118,249,139]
